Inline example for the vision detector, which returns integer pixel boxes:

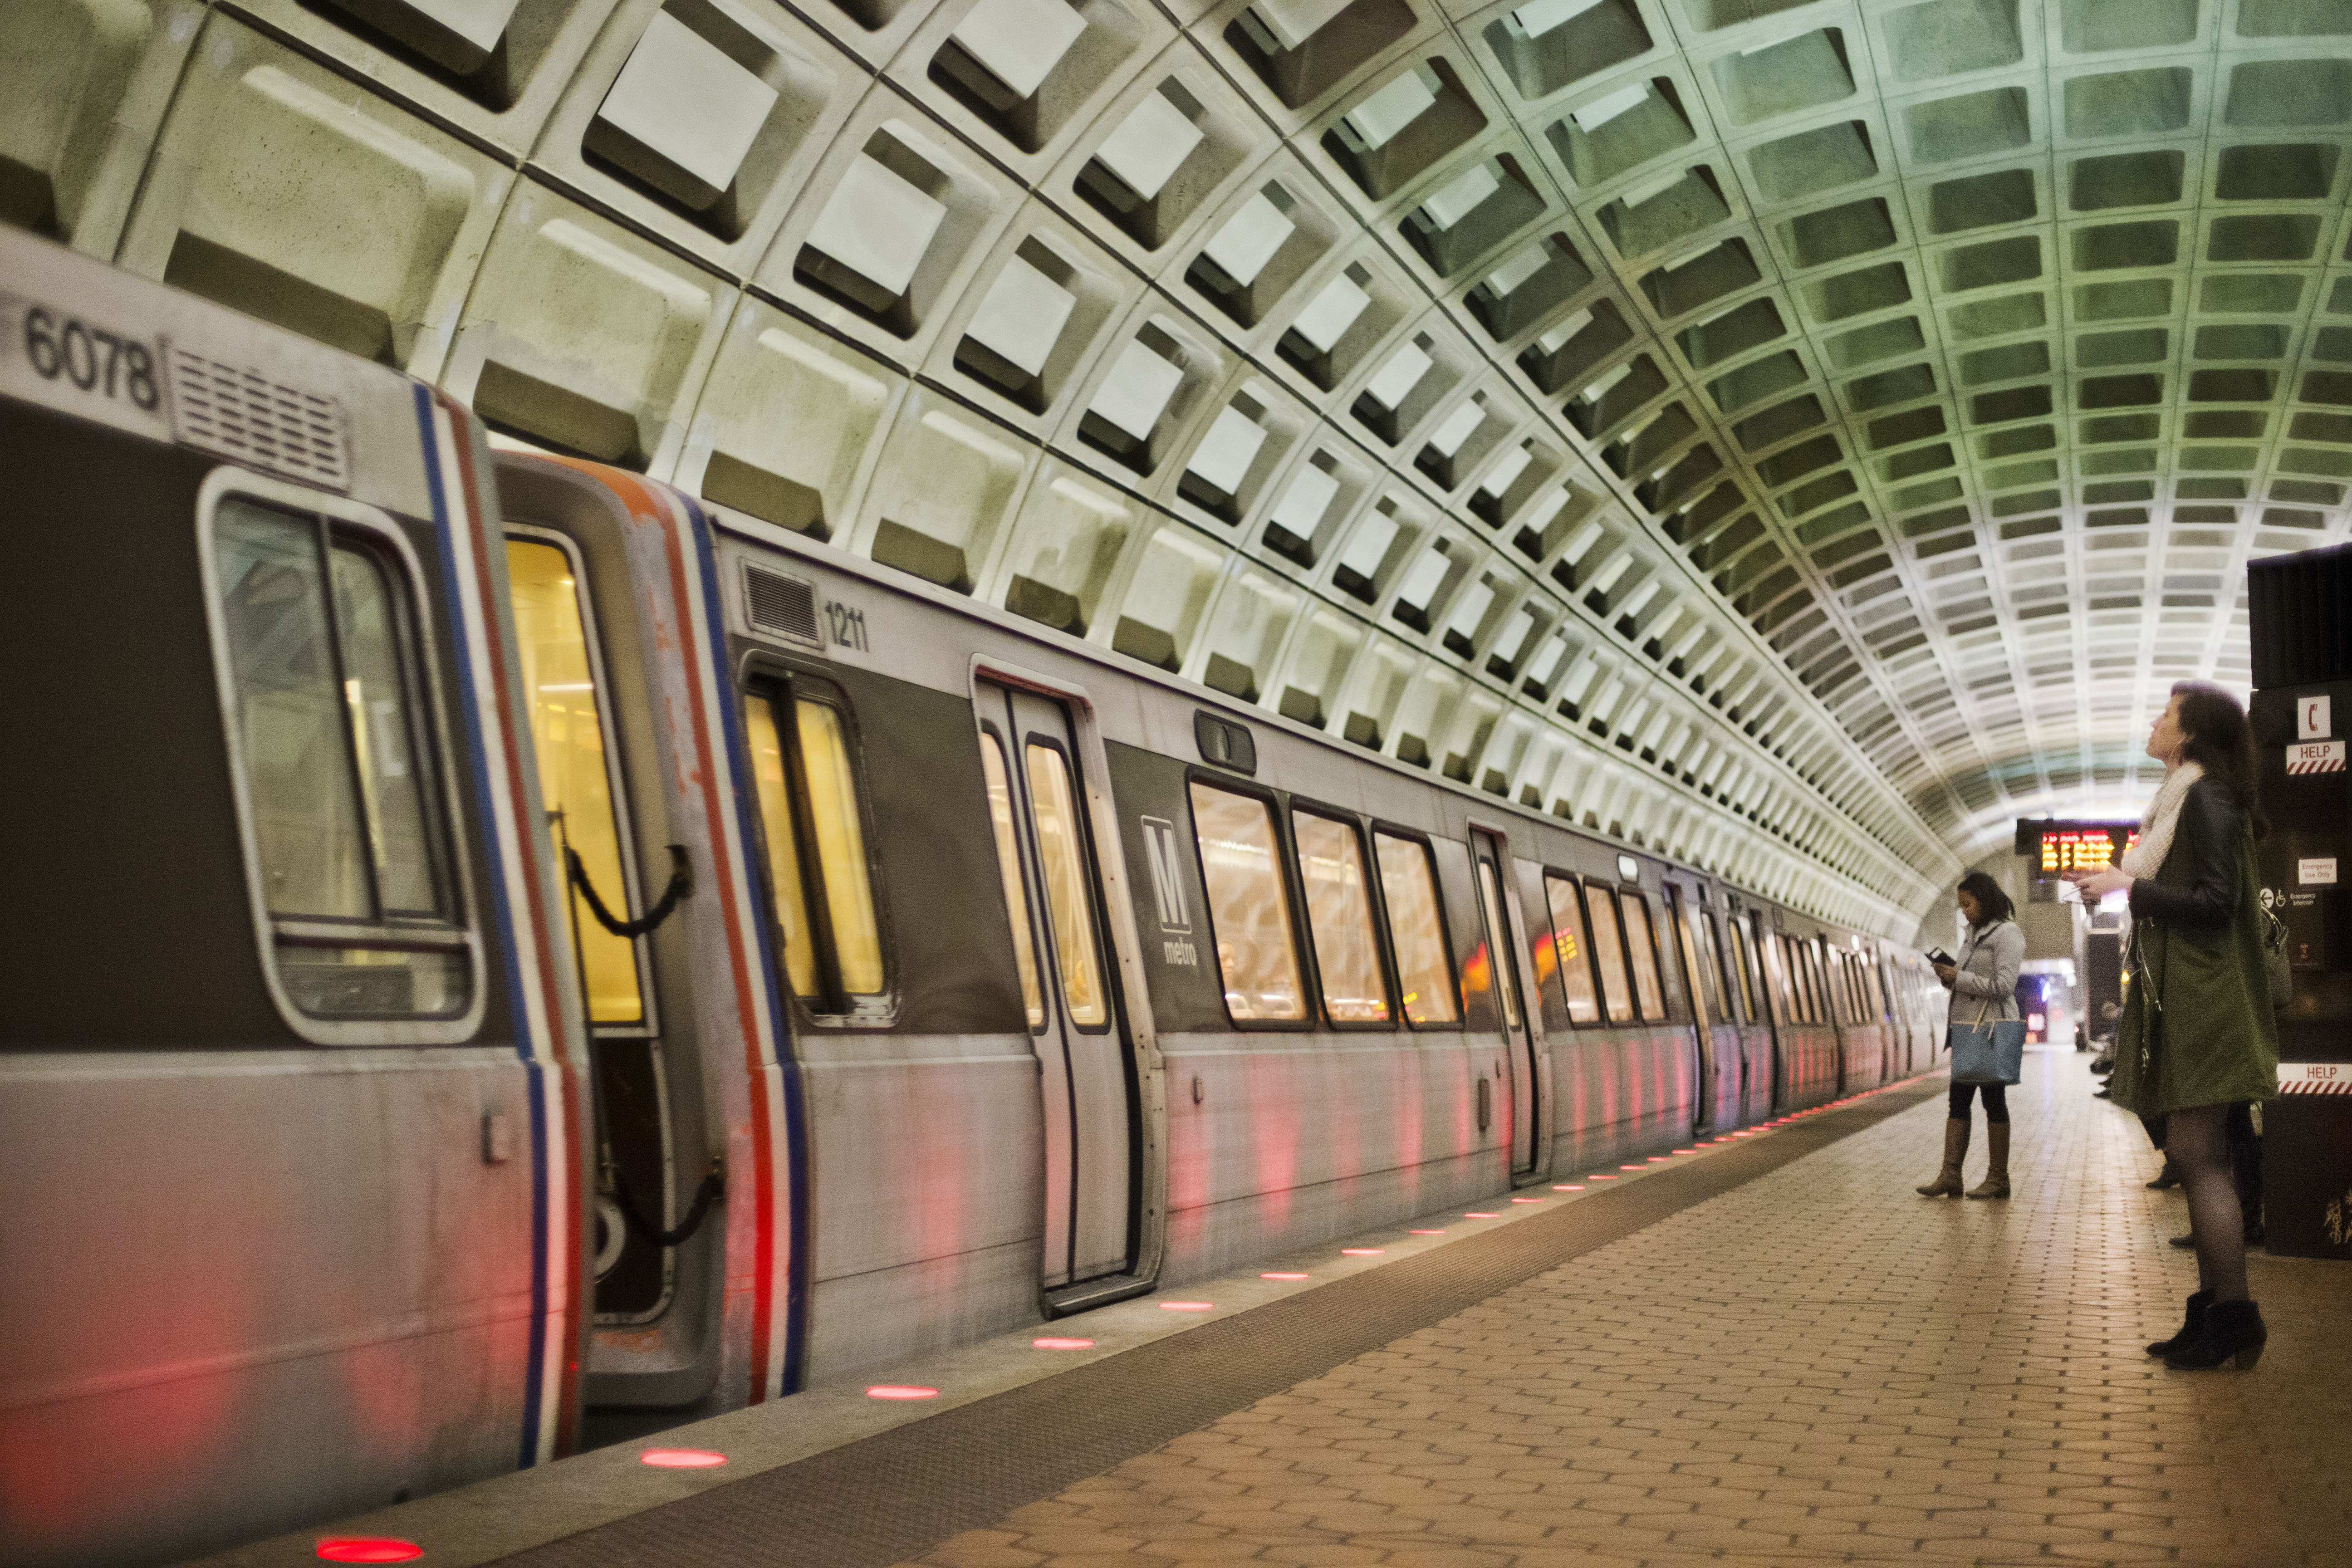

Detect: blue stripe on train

[680,497,811,1396]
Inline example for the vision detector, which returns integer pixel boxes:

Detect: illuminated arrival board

[2015,820,2139,874]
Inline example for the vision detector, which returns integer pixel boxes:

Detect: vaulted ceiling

[15,0,2348,939]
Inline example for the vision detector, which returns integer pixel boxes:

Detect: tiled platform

[903,1051,2352,1568]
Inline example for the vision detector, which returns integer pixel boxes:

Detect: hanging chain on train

[611,1158,726,1250]
[567,843,694,937]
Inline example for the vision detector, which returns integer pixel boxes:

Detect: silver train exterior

[0,229,1948,1568]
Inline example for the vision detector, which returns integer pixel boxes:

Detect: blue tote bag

[1948,995,2026,1085]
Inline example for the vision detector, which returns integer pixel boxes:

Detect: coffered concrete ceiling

[13,0,2344,937]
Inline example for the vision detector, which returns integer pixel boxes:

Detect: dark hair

[2170,681,2268,838]
[1956,871,2014,925]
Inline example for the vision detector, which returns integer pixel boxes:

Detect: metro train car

[0,229,1945,1568]
[0,231,591,1567]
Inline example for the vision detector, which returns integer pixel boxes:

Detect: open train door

[974,675,1162,1313]
[1469,828,1548,1181]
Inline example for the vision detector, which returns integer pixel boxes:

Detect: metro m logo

[1140,816,1190,933]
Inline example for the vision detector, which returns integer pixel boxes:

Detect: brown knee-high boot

[1917,1118,1969,1196]
[1967,1122,2011,1199]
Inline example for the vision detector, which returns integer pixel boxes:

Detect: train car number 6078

[2,293,170,438]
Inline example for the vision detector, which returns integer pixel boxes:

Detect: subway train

[0,228,1947,1568]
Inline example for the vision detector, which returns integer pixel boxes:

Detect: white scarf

[2121,759,2204,880]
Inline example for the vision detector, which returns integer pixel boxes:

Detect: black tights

[2166,1104,2252,1303]
[1949,1082,2009,1123]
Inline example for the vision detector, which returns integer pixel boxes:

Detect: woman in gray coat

[1917,871,2027,1199]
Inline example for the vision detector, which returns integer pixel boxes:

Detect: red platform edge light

[1160,1301,1215,1311]
[317,1541,423,1564]
[1620,1164,1645,1170]
[1464,1211,1500,1218]
[1262,1271,1309,1279]
[1591,1174,1617,1180]
[1511,1197,1543,1204]
[1340,1247,1384,1254]
[1410,1228,1446,1234]
[1033,1336,1095,1349]
[639,1448,727,1469]
[866,1385,940,1400]
[1553,1183,1584,1191]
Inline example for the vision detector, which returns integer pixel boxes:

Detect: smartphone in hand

[1925,948,1955,968]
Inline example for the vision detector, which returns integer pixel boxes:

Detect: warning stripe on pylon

[2278,1063,2352,1094]
[2286,740,2346,774]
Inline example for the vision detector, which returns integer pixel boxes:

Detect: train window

[1541,875,1602,1024]
[1617,892,1666,1022]
[507,536,644,1026]
[979,734,1046,1030]
[745,699,821,997]
[1292,811,1390,1024]
[745,682,886,1008]
[1788,939,1814,1023]
[1374,832,1459,1025]
[1029,744,1110,1028]
[208,493,472,1028]
[1191,782,1305,1023]
[1580,884,1633,1024]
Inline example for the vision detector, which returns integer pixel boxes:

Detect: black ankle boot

[2146,1291,2211,1357]
[2163,1299,2266,1370]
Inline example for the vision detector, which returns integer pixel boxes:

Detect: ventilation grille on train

[745,564,821,647]
[171,349,349,490]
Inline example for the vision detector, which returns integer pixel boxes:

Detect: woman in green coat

[2070,681,2278,1370]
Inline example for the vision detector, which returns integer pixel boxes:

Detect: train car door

[506,529,682,1336]
[1724,908,1774,1122]
[976,680,1139,1301]
[1469,829,1542,1176]
[1662,880,1723,1134]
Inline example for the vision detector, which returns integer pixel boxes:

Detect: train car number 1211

[0,292,172,441]
[824,598,870,653]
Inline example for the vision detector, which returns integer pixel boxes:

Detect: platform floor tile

[900,1052,2352,1568]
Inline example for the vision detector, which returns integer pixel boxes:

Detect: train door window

[979,734,1046,1030]
[1764,934,1796,1021]
[1029,745,1110,1027]
[507,535,646,1025]
[1292,810,1390,1024]
[1727,916,1759,1023]
[1674,898,1717,1029]
[1580,883,1634,1024]
[1373,832,1460,1025]
[1541,875,1602,1024]
[1475,859,1522,1032]
[744,680,887,1011]
[206,490,475,1032]
[1190,782,1305,1023]
[1617,892,1666,1022]
[1705,913,1741,1024]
